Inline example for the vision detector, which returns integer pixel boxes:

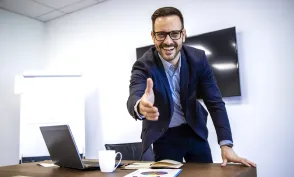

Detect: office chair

[20,156,51,164]
[105,142,154,161]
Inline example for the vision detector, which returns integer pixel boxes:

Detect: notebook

[122,159,183,170]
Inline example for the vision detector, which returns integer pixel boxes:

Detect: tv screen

[136,27,241,98]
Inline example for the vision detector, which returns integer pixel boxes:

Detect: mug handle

[113,152,122,171]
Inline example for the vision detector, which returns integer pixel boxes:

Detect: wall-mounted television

[136,27,241,98]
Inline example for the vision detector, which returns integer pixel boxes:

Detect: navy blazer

[127,45,233,154]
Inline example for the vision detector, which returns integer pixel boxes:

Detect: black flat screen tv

[136,27,241,98]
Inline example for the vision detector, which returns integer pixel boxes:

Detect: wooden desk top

[0,161,256,177]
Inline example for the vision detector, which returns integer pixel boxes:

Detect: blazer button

[161,128,166,132]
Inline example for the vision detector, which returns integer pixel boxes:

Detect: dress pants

[153,123,213,163]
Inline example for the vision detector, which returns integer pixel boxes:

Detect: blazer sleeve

[127,60,150,120]
[199,51,233,143]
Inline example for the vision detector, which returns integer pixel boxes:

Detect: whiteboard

[19,76,85,158]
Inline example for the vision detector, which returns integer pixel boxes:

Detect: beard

[155,42,181,62]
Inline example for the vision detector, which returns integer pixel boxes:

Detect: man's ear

[182,28,187,43]
[151,31,155,42]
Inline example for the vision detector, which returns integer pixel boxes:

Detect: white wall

[0,9,46,166]
[35,0,294,176]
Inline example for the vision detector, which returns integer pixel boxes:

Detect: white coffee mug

[98,150,122,172]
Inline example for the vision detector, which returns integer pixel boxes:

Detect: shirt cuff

[219,140,233,147]
[134,99,145,120]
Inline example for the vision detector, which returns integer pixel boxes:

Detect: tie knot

[169,65,175,73]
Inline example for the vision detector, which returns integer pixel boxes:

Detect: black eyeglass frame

[153,29,184,41]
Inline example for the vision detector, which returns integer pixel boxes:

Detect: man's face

[151,15,186,62]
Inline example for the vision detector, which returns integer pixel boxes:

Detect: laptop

[40,125,121,170]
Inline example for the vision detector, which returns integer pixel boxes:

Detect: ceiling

[0,0,106,22]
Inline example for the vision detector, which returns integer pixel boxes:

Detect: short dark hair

[151,7,184,31]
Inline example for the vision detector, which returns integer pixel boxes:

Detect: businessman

[127,6,255,167]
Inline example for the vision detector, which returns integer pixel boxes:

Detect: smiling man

[127,7,255,167]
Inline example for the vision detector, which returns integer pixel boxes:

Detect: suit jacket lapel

[180,50,189,114]
[153,50,174,117]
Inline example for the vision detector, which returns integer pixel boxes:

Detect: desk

[0,161,256,177]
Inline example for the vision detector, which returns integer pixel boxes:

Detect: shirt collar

[158,52,181,74]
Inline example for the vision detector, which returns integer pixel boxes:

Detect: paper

[37,163,58,167]
[124,169,182,177]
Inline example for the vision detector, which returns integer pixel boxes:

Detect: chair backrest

[104,142,154,161]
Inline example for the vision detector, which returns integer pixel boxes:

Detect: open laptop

[40,125,121,170]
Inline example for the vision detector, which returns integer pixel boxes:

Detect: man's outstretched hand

[139,78,159,121]
[221,146,256,167]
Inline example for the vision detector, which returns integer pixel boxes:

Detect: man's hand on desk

[221,146,256,167]
[139,78,159,121]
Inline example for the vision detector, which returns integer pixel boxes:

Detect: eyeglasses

[153,29,183,41]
